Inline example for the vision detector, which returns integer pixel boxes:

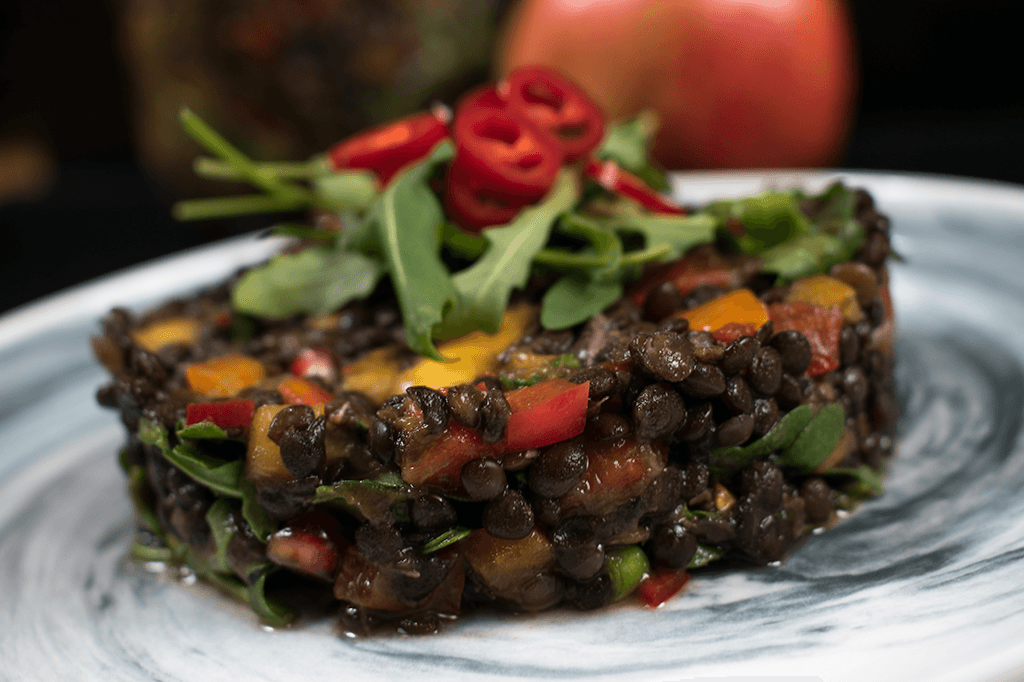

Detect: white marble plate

[3,172,1024,682]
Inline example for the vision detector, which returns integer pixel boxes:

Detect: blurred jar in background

[116,0,511,196]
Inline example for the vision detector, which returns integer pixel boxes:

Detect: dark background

[1,0,1021,316]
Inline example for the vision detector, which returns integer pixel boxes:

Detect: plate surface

[3,171,1024,682]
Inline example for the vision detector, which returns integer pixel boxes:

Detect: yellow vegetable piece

[786,274,864,323]
[680,288,769,332]
[341,347,404,405]
[397,305,535,391]
[714,482,737,513]
[246,403,325,482]
[131,316,201,352]
[185,354,265,398]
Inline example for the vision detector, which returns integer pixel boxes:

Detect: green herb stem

[533,248,609,270]
[173,194,309,221]
[194,156,322,181]
[179,108,312,203]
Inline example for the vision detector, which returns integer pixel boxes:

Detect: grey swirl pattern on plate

[3,172,1024,682]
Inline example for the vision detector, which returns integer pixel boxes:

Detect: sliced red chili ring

[444,163,523,233]
[327,110,450,186]
[503,68,605,162]
[585,159,685,215]
[451,94,562,203]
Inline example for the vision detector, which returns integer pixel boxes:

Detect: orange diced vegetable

[132,316,201,352]
[278,375,335,405]
[185,354,265,398]
[246,403,326,482]
[786,274,863,323]
[460,528,558,611]
[678,288,769,333]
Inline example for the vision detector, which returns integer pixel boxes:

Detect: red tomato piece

[185,399,255,428]
[639,569,691,608]
[768,301,843,376]
[504,379,590,452]
[278,376,334,405]
[401,421,504,489]
[327,110,450,185]
[585,159,684,215]
[712,322,757,344]
[503,67,605,162]
[266,510,349,582]
[560,439,668,515]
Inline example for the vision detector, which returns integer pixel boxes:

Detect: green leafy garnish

[776,403,845,470]
[176,421,231,440]
[422,527,471,554]
[689,543,727,569]
[205,498,237,574]
[233,245,383,319]
[596,113,670,191]
[367,142,458,360]
[313,474,411,524]
[711,404,816,471]
[540,276,624,330]
[437,169,580,339]
[826,464,885,497]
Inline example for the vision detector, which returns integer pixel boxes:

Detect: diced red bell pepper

[627,257,737,305]
[712,322,757,344]
[290,346,337,382]
[585,159,685,215]
[185,399,255,428]
[401,420,504,489]
[266,510,348,582]
[560,439,669,515]
[504,379,590,452]
[768,301,844,376]
[444,162,523,233]
[451,93,562,204]
[639,568,691,608]
[278,375,334,405]
[327,110,450,186]
[503,67,605,162]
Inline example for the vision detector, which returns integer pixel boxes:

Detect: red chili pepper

[185,399,255,428]
[638,569,691,608]
[504,379,590,452]
[444,162,523,233]
[502,68,605,162]
[451,90,563,204]
[768,301,843,376]
[327,110,450,186]
[585,159,685,215]
[290,346,337,382]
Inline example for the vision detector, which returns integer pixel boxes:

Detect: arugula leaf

[128,465,163,536]
[177,421,231,440]
[711,405,816,472]
[557,211,623,280]
[313,474,411,524]
[313,171,379,211]
[164,441,244,499]
[826,464,885,498]
[540,276,624,330]
[760,233,845,282]
[205,499,237,574]
[709,190,810,253]
[437,169,580,339]
[596,114,670,192]
[131,542,175,563]
[612,203,717,261]
[247,567,297,627]
[239,478,276,541]
[441,221,489,259]
[366,142,458,360]
[422,527,471,554]
[138,417,170,451]
[776,403,845,471]
[232,245,383,319]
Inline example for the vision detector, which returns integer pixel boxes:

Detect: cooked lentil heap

[94,186,896,634]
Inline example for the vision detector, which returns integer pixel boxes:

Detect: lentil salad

[93,68,897,634]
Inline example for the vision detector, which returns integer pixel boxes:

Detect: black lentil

[678,362,726,397]
[747,347,783,395]
[447,384,485,428]
[770,330,812,375]
[405,386,450,436]
[479,388,511,444]
[482,490,534,540]
[721,335,759,375]
[569,367,619,400]
[460,458,507,501]
[632,383,686,441]
[630,331,695,382]
[723,375,754,414]
[651,523,698,569]
[643,281,684,322]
